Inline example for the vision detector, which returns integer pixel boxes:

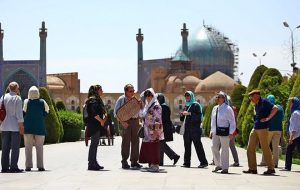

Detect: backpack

[0,95,6,122]
[82,102,89,125]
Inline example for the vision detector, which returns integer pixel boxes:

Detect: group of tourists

[1,82,300,174]
[0,82,49,173]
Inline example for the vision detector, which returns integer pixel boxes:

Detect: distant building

[0,22,47,99]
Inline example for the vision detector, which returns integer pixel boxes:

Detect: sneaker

[263,169,275,175]
[221,169,228,174]
[230,163,240,167]
[173,155,180,165]
[242,169,257,174]
[131,163,142,168]
[147,165,159,172]
[198,163,208,168]
[212,166,222,172]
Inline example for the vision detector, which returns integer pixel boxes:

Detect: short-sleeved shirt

[269,104,284,131]
[254,98,274,129]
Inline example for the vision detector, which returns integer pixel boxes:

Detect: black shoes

[25,168,31,172]
[173,155,180,165]
[182,163,190,168]
[122,163,130,169]
[230,163,240,167]
[88,162,104,171]
[263,169,275,175]
[243,169,258,174]
[38,168,46,171]
[1,169,10,173]
[131,163,142,169]
[212,166,222,172]
[198,163,208,168]
[10,168,24,173]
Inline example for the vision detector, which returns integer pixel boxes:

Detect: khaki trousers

[211,134,230,170]
[121,118,140,164]
[24,134,45,169]
[247,128,274,170]
[260,131,282,166]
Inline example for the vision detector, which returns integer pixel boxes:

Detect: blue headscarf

[287,97,300,133]
[267,94,276,104]
[185,91,196,107]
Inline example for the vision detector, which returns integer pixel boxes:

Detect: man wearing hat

[243,89,278,175]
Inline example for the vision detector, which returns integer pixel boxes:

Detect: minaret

[39,21,47,87]
[0,22,4,61]
[181,23,189,56]
[136,28,144,91]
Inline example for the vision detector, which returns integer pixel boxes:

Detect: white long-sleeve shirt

[210,103,236,135]
[289,110,300,139]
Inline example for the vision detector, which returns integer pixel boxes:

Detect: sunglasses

[127,90,135,93]
[184,94,190,97]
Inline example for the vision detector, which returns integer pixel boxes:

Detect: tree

[56,100,66,111]
[202,103,215,137]
[229,84,247,110]
[39,87,63,143]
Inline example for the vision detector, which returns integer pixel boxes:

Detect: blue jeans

[285,136,300,170]
[1,131,21,170]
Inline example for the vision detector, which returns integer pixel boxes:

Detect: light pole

[252,52,267,65]
[283,21,300,73]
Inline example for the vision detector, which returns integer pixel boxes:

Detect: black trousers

[183,129,208,165]
[1,131,21,170]
[285,136,300,170]
[160,141,177,165]
[88,130,100,165]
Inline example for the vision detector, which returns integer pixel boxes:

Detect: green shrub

[56,100,66,111]
[202,103,215,137]
[39,87,63,144]
[58,110,84,142]
[52,98,64,142]
[229,84,247,110]
[236,65,268,145]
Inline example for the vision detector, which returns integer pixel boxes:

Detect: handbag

[215,107,229,136]
[0,95,6,122]
[138,126,144,138]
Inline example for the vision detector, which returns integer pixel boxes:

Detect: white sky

[1,0,300,92]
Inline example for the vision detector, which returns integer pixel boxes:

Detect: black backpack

[82,102,89,125]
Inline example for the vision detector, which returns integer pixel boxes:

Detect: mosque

[0,22,238,121]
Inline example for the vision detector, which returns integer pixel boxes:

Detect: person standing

[23,86,49,171]
[86,85,106,170]
[114,84,142,169]
[243,90,278,175]
[259,94,284,168]
[282,97,300,171]
[157,93,180,166]
[139,88,164,172]
[0,82,24,173]
[180,91,208,168]
[210,91,236,174]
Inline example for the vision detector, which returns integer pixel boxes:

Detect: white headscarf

[140,88,158,117]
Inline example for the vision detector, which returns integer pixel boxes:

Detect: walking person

[139,88,164,172]
[157,93,180,166]
[85,84,106,170]
[23,86,49,171]
[0,82,24,173]
[259,94,284,168]
[210,91,236,174]
[180,91,208,168]
[230,106,240,167]
[114,84,142,169]
[282,97,300,171]
[243,90,278,175]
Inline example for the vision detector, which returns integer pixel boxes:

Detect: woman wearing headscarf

[23,86,49,171]
[157,93,180,166]
[283,97,300,171]
[85,84,106,170]
[180,91,208,168]
[139,88,164,172]
[210,91,236,174]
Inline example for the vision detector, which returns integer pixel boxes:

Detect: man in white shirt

[210,91,236,174]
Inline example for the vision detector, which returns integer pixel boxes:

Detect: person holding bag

[210,91,236,174]
[180,91,208,168]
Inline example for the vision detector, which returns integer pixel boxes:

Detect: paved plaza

[0,134,300,190]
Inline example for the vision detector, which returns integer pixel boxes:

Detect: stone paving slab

[0,134,300,190]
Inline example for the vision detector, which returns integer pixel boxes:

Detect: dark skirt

[139,141,160,164]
